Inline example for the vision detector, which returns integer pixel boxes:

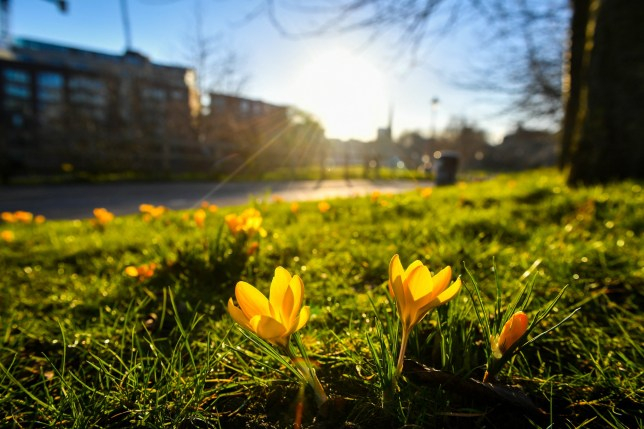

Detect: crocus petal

[281,282,295,325]
[269,267,291,315]
[288,275,304,322]
[406,264,433,302]
[404,260,424,279]
[497,311,529,355]
[250,314,288,343]
[388,254,404,296]
[292,305,310,334]
[236,281,272,319]
[228,298,251,329]
[490,334,503,359]
[417,278,462,317]
[428,266,453,300]
[434,277,461,304]
[392,273,412,327]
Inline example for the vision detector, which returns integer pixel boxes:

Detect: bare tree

[261,0,644,183]
[182,1,250,100]
[261,0,568,121]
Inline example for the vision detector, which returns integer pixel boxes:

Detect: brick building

[201,93,290,174]
[0,38,200,178]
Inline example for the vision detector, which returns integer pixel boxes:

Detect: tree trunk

[559,0,590,170]
[564,0,644,184]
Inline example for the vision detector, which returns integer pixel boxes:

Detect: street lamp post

[431,97,439,144]
[428,97,439,169]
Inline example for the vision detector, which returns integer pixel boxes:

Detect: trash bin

[434,151,460,186]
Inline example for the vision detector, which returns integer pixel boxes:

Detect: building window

[36,72,65,126]
[239,100,250,116]
[3,68,32,109]
[171,89,185,101]
[142,87,166,101]
[5,83,31,99]
[37,72,64,88]
[4,68,30,84]
[68,75,107,105]
[37,72,64,103]
[69,75,106,93]
[68,75,108,122]
[211,96,225,111]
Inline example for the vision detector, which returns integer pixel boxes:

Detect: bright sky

[10,0,522,142]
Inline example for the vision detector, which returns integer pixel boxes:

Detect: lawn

[1,169,642,428]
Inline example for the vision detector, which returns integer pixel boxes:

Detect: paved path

[0,179,432,220]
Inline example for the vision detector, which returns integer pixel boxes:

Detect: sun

[291,49,388,141]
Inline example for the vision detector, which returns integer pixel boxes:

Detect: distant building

[202,93,290,174]
[486,124,558,170]
[0,38,200,177]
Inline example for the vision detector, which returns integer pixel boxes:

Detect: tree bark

[565,0,644,184]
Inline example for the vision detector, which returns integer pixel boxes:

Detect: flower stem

[396,328,410,375]
[284,343,328,407]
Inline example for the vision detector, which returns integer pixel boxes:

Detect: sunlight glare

[292,49,388,141]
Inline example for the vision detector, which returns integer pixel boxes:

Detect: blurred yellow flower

[1,212,15,223]
[420,187,433,198]
[93,208,114,225]
[194,209,207,228]
[247,241,260,255]
[290,202,299,214]
[228,266,310,347]
[1,230,15,242]
[2,211,45,224]
[389,254,461,373]
[318,201,330,213]
[490,311,529,359]
[61,162,74,173]
[200,201,219,213]
[139,204,166,221]
[370,191,380,203]
[124,263,157,281]
[225,208,267,237]
[14,211,33,223]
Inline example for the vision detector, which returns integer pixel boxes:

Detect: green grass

[1,169,642,428]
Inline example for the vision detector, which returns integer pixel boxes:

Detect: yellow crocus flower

[14,211,34,223]
[124,266,140,277]
[228,267,310,347]
[1,212,16,223]
[93,208,114,225]
[420,187,433,198]
[225,208,266,237]
[389,254,461,331]
[318,201,330,213]
[389,254,462,373]
[1,230,15,242]
[194,209,206,228]
[490,311,529,359]
[139,204,155,213]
